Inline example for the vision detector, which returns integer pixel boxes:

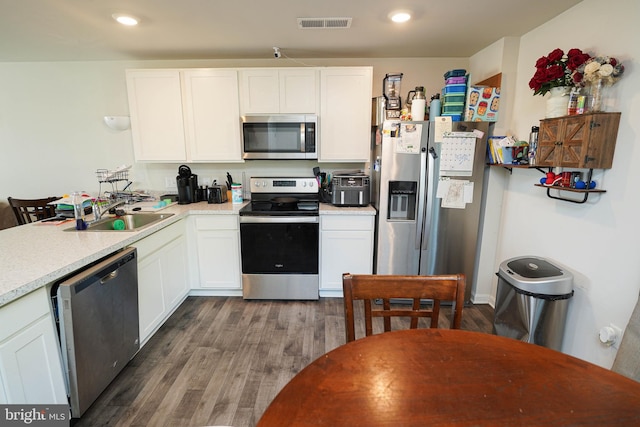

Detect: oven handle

[240,216,319,224]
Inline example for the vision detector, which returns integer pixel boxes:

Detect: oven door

[240,216,319,299]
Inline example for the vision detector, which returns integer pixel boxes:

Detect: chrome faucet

[91,199,126,222]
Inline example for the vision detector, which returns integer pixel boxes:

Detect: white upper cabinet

[126,68,243,163]
[319,67,373,162]
[126,69,187,161]
[182,69,242,162]
[239,68,319,114]
[126,66,372,163]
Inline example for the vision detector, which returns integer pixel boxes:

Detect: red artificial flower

[546,64,564,80]
[566,49,590,70]
[572,72,583,84]
[530,47,591,96]
[535,56,550,68]
[547,48,564,62]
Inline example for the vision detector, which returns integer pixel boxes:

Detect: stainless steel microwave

[241,115,317,160]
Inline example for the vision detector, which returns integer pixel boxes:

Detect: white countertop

[0,201,375,307]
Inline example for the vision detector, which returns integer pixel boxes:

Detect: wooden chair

[7,196,59,225]
[342,273,466,342]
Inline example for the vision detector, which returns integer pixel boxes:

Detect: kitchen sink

[65,213,174,232]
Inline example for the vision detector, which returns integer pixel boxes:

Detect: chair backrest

[342,273,466,343]
[7,196,59,225]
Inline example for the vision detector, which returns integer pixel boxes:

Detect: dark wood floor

[76,297,494,427]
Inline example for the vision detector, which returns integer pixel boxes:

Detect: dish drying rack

[96,167,134,203]
[96,166,156,205]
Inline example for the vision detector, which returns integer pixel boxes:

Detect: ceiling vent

[297,17,352,29]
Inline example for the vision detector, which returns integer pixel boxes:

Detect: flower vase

[545,86,570,118]
[589,79,605,112]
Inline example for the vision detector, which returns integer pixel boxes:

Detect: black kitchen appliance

[207,183,228,204]
[382,73,403,119]
[176,164,198,204]
[331,173,371,207]
[239,177,320,300]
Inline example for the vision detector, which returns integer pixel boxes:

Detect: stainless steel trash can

[493,256,573,351]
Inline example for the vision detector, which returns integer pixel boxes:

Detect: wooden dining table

[258,329,640,426]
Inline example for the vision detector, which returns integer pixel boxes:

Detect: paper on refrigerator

[396,123,423,154]
[436,178,474,209]
[382,121,422,154]
[439,132,477,176]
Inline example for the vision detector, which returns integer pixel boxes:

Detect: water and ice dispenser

[388,181,417,220]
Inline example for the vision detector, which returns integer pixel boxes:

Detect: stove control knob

[302,181,307,187]
[309,180,315,188]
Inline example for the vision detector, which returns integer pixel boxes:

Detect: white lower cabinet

[320,215,374,297]
[190,215,242,293]
[133,219,189,345]
[0,287,67,404]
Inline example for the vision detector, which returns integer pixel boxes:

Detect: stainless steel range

[239,177,319,300]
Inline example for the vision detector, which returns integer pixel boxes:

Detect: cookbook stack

[441,69,467,121]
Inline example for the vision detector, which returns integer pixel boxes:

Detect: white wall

[485,0,640,367]
[467,37,520,305]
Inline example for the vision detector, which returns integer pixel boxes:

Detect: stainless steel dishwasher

[53,247,139,417]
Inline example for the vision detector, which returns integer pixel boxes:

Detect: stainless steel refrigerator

[371,103,491,302]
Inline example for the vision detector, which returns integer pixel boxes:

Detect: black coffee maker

[176,164,198,205]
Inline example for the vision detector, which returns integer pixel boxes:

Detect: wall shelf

[487,110,621,205]
[489,163,604,204]
[488,163,549,174]
[533,183,605,204]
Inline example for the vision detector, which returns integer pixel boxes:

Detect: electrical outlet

[165,177,176,189]
[610,323,623,349]
[202,177,212,187]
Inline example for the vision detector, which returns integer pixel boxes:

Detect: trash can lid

[498,256,573,295]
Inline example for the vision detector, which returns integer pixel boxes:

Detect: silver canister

[528,126,539,165]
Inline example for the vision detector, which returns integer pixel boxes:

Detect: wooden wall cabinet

[537,112,621,169]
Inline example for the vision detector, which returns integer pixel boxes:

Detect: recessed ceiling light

[112,14,139,26]
[389,11,411,23]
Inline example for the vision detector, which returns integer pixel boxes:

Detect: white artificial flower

[584,61,601,75]
[599,63,614,77]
